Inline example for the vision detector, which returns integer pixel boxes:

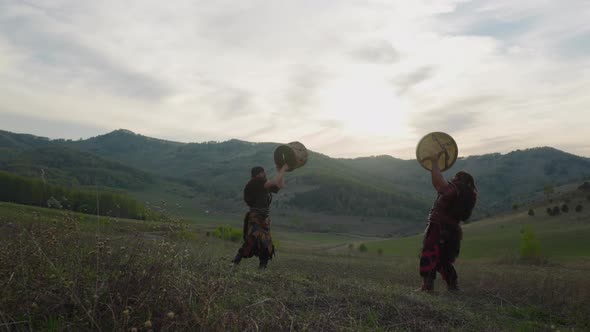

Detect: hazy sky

[1,0,589,158]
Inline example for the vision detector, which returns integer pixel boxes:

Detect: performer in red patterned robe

[418,155,477,292]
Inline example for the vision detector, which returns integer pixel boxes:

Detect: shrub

[552,206,560,215]
[212,225,242,242]
[377,248,383,256]
[561,204,569,213]
[546,207,553,216]
[528,209,535,216]
[348,243,354,251]
[575,204,583,212]
[46,196,63,209]
[359,243,368,253]
[512,204,519,211]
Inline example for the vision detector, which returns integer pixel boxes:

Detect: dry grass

[0,207,589,331]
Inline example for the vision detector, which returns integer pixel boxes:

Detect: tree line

[0,171,150,220]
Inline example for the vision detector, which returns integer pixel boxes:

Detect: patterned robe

[419,182,462,285]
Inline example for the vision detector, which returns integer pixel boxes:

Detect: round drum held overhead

[416,132,458,172]
[274,141,308,172]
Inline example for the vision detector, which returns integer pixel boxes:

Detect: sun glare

[318,77,411,139]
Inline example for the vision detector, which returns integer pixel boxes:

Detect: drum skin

[416,132,458,172]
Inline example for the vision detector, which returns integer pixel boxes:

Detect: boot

[231,253,242,266]
[416,277,434,292]
[447,279,459,292]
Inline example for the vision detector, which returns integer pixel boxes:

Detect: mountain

[67,130,431,222]
[340,148,590,216]
[0,130,154,189]
[1,128,589,233]
[68,130,590,217]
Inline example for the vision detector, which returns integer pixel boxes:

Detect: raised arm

[430,159,448,193]
[421,153,448,193]
[264,164,289,189]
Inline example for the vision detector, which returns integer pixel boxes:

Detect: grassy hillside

[360,185,590,259]
[1,202,589,331]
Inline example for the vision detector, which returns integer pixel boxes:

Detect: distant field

[274,230,378,252]
[0,202,373,251]
[3,199,589,258]
[131,182,240,223]
[132,183,427,237]
[362,203,590,259]
[0,202,158,233]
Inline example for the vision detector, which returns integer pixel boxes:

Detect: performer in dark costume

[418,155,477,292]
[232,164,289,268]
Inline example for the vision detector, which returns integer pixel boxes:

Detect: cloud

[558,32,590,58]
[0,3,172,101]
[409,96,500,134]
[0,0,589,159]
[466,17,535,39]
[436,0,590,59]
[461,135,525,157]
[241,124,277,140]
[200,83,255,119]
[282,65,330,116]
[393,66,435,95]
[351,40,400,64]
[0,111,106,140]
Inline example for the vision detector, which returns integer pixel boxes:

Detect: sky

[0,0,589,159]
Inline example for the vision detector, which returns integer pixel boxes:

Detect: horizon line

[1,127,588,161]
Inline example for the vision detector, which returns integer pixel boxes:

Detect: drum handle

[431,133,450,168]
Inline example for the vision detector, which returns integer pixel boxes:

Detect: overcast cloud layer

[1,0,589,158]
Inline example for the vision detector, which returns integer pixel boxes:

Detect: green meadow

[363,208,590,259]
